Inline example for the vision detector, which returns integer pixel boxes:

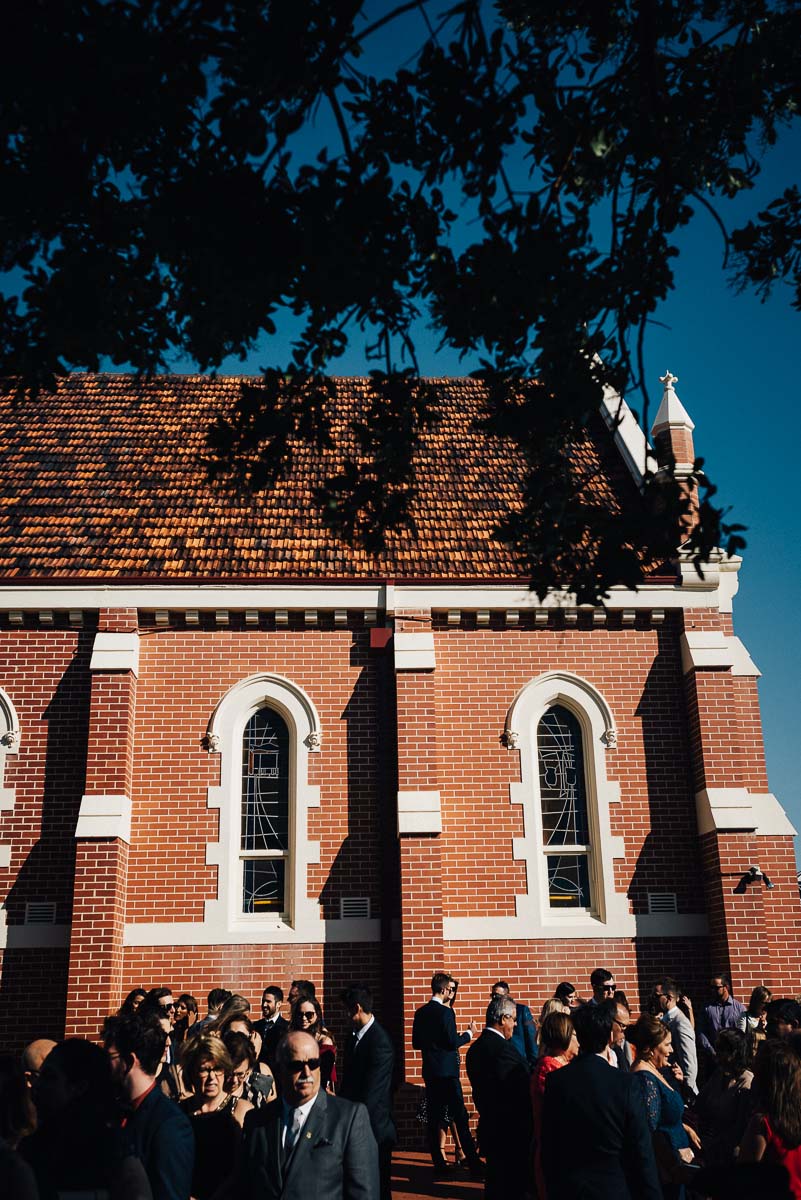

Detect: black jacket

[123,1084,194,1200]
[254,1014,290,1071]
[465,1028,533,1159]
[541,1053,661,1200]
[340,1019,397,1148]
[412,999,470,1082]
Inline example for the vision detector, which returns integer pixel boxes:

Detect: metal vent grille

[647,892,678,914]
[340,897,371,920]
[25,901,57,925]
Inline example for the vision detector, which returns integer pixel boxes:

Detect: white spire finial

[651,369,694,436]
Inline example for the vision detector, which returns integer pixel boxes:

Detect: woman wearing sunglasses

[289,996,337,1092]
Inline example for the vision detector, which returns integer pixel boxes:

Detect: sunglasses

[286,1058,320,1073]
[298,1010,316,1021]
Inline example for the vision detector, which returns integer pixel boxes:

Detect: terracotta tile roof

[0,374,639,581]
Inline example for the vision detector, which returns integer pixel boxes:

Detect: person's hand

[678,1146,695,1164]
[684,1124,702,1152]
[669,1062,684,1083]
[326,1080,336,1095]
[469,1020,480,1035]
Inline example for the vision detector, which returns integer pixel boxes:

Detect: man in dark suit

[340,984,397,1200]
[466,994,534,1199]
[412,971,482,1177]
[490,980,538,1071]
[239,1029,378,1200]
[104,1010,194,1200]
[253,984,290,1074]
[541,1003,661,1200]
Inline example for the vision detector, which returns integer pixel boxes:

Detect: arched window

[241,708,290,915]
[537,705,592,910]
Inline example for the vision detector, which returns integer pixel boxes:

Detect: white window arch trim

[0,686,20,812]
[204,672,324,940]
[443,670,635,940]
[509,671,630,933]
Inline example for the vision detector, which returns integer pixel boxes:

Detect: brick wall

[1,604,798,1080]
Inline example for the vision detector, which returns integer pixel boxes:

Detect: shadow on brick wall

[0,634,92,1048]
[631,627,705,916]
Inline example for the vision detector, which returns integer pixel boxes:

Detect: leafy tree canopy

[3,0,798,599]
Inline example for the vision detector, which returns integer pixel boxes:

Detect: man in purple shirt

[698,973,747,1057]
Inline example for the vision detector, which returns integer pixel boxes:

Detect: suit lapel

[266,1103,284,1192]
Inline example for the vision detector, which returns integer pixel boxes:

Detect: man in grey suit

[655,977,698,1094]
[239,1030,379,1200]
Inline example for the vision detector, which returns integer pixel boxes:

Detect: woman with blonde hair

[538,997,569,1038]
[180,1033,253,1200]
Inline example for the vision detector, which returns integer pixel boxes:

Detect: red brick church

[0,371,798,1089]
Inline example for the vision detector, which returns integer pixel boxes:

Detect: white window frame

[204,672,325,940]
[502,671,632,937]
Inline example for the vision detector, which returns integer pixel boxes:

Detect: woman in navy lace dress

[630,1014,701,1200]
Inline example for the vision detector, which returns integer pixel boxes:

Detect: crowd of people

[2,966,801,1199]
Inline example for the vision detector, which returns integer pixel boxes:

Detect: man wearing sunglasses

[239,1030,379,1199]
[587,968,617,1006]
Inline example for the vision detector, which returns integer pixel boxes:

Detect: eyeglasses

[161,1002,176,1011]
[286,1058,320,1073]
[501,1013,516,1022]
[298,1010,316,1021]
[613,1019,629,1031]
[602,985,616,993]
[198,1065,224,1077]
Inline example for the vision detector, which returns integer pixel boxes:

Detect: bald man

[240,1030,378,1199]
[22,1039,56,1090]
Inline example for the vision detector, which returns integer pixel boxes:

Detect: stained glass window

[241,708,289,914]
[538,705,592,910]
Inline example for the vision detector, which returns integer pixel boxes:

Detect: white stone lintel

[0,844,11,869]
[394,632,436,671]
[696,788,796,837]
[397,789,442,834]
[75,794,132,842]
[89,632,140,676]
[681,630,761,676]
[0,787,15,811]
[123,918,381,946]
[442,912,708,941]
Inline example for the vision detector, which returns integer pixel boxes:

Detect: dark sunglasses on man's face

[602,985,616,993]
[286,1058,320,1073]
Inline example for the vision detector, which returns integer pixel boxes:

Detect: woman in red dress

[531,1011,579,1199]
[740,1036,801,1197]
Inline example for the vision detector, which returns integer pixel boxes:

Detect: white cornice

[0,572,737,613]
